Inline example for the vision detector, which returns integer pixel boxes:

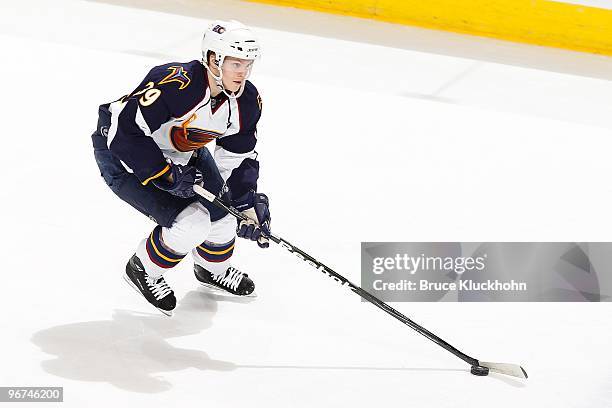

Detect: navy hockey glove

[152,164,203,199]
[236,192,271,248]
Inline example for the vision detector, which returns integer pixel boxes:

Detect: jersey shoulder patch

[133,60,206,117]
[158,65,192,90]
[150,61,201,91]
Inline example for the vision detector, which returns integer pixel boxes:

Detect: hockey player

[91,20,271,316]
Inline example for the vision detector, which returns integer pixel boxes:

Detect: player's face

[221,57,254,92]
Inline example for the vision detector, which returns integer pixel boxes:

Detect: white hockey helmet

[201,20,261,98]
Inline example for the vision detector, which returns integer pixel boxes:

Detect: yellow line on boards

[245,0,612,55]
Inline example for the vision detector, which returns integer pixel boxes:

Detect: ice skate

[194,264,256,297]
[124,254,177,316]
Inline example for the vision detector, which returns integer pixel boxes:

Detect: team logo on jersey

[169,114,223,152]
[158,66,191,90]
[257,94,262,111]
[170,127,222,151]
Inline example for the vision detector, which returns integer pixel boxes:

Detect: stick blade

[479,361,528,379]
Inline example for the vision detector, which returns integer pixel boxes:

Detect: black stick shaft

[194,185,479,367]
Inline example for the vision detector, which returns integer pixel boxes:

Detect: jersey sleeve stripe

[141,164,171,186]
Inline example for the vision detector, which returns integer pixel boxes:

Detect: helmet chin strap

[201,56,246,99]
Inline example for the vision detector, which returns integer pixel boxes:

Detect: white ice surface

[1,0,612,407]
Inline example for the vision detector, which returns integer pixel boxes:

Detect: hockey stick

[194,184,528,379]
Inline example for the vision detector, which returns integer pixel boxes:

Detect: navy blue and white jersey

[103,60,262,196]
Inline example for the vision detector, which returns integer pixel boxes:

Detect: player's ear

[208,51,218,67]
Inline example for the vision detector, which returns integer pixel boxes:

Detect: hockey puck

[470,365,490,376]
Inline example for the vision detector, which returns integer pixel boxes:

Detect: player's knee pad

[161,202,212,254]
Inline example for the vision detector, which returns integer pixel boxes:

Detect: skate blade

[123,274,174,317]
[197,282,258,298]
